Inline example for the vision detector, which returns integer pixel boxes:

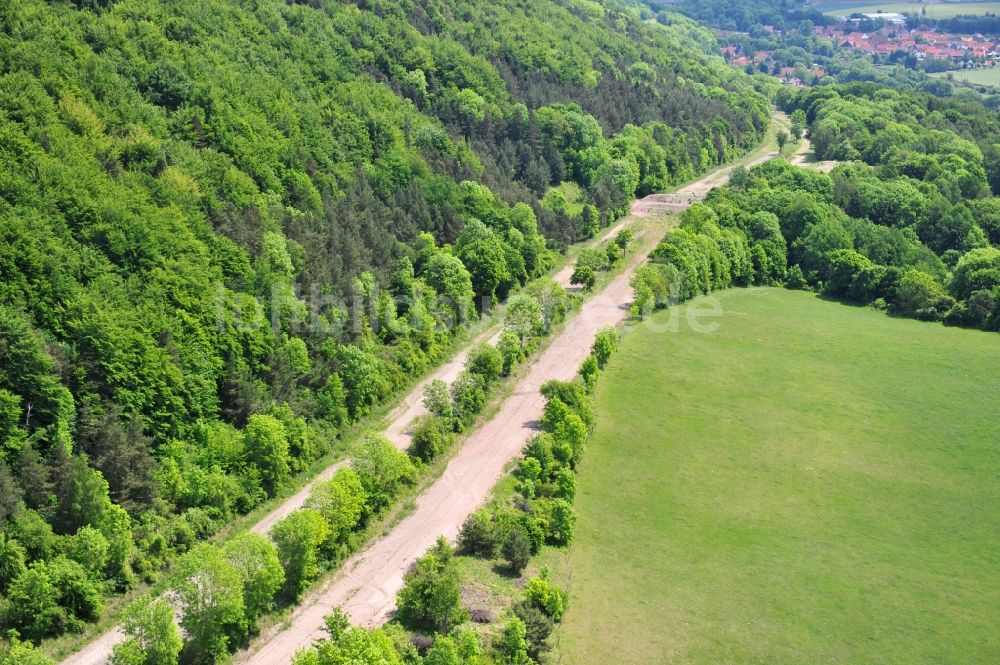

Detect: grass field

[551,288,1000,665]
[930,67,1000,87]
[817,1,1000,18]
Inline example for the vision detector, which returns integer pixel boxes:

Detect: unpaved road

[790,136,839,172]
[632,110,805,218]
[238,231,651,665]
[235,122,796,663]
[63,114,790,665]
[60,201,637,665]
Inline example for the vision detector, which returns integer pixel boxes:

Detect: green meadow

[552,288,1000,665]
[930,68,1000,88]
[818,1,1000,18]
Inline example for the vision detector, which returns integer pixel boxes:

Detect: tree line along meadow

[0,0,770,657]
[630,84,1000,331]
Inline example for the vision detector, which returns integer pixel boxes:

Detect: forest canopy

[0,0,769,647]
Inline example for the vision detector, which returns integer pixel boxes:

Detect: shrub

[410,415,453,462]
[523,576,568,621]
[396,538,468,632]
[502,526,532,575]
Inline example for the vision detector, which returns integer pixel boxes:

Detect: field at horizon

[551,288,1000,664]
[816,1,1000,18]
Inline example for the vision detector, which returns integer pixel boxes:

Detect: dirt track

[62,115,794,665]
[237,226,650,665]
[233,124,803,662]
[60,207,635,665]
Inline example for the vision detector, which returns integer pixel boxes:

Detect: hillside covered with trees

[0,0,772,654]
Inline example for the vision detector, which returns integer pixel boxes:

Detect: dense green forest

[632,84,1000,331]
[652,0,831,32]
[0,0,771,651]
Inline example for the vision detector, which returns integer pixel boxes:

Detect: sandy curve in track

[238,242,645,665]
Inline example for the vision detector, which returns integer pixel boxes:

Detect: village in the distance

[717,10,1000,89]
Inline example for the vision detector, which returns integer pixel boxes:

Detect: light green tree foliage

[99,503,135,589]
[423,254,477,327]
[497,330,523,375]
[0,532,27,592]
[523,576,568,620]
[590,327,618,368]
[893,270,954,320]
[223,533,284,629]
[243,414,291,496]
[423,379,455,423]
[450,371,487,428]
[270,509,330,600]
[68,525,109,579]
[396,537,468,632]
[351,437,416,513]
[111,597,183,665]
[306,468,367,548]
[5,562,62,640]
[0,637,55,665]
[291,610,404,665]
[171,543,246,663]
[494,617,531,665]
[410,415,453,463]
[466,343,504,384]
[504,293,544,343]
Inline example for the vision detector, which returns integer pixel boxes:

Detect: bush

[410,415,453,462]
[523,576,568,621]
[396,538,468,632]
[502,526,532,575]
[458,511,499,557]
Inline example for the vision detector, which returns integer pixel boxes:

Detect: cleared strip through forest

[63,111,796,665]
[232,126,798,661]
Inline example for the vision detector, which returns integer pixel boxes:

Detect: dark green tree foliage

[502,525,532,575]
